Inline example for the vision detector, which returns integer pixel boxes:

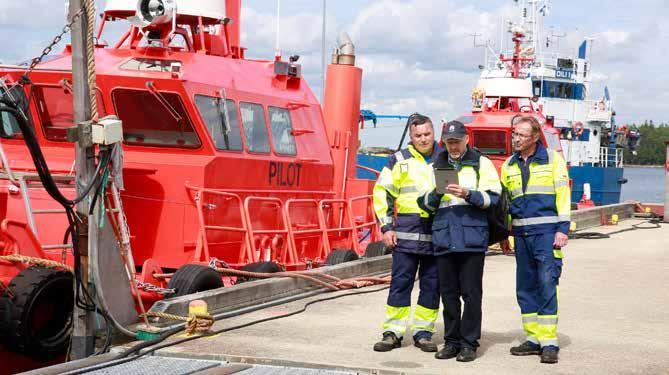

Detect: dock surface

[130,219,669,375]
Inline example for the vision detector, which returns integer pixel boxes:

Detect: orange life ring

[572,121,584,138]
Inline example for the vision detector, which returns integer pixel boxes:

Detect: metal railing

[599,147,624,168]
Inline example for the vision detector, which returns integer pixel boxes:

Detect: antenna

[275,0,281,59]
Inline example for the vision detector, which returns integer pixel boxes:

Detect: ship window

[472,130,508,155]
[541,81,585,101]
[34,86,107,141]
[0,85,31,138]
[194,95,243,151]
[268,107,296,155]
[112,88,200,148]
[240,102,270,153]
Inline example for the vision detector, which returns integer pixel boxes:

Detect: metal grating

[82,356,222,375]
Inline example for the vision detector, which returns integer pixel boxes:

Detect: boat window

[542,128,562,151]
[0,85,31,138]
[112,88,200,148]
[268,107,296,155]
[34,86,106,141]
[540,81,585,100]
[472,130,508,155]
[194,95,243,151]
[240,102,270,153]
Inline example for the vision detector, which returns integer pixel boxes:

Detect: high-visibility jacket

[373,144,440,255]
[418,147,502,254]
[501,142,571,236]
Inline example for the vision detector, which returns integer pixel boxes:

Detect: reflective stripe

[395,232,432,242]
[489,186,502,194]
[380,216,393,225]
[558,215,570,222]
[512,216,560,226]
[424,193,435,211]
[554,180,569,188]
[394,151,405,162]
[384,319,408,327]
[541,339,559,347]
[399,186,418,194]
[510,188,523,197]
[411,319,436,334]
[480,191,491,209]
[538,317,559,325]
[522,315,538,324]
[382,184,399,195]
[438,199,470,209]
[547,149,554,164]
[525,185,555,194]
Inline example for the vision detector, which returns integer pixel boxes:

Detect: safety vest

[373,144,439,255]
[501,143,571,236]
[419,147,502,254]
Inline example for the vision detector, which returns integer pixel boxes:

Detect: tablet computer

[434,167,459,194]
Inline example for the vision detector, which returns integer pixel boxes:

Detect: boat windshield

[471,130,509,155]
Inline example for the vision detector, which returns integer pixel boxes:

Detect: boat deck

[99,218,669,375]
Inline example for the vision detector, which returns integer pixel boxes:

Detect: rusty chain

[20,8,85,83]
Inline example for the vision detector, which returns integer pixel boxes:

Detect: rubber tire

[165,264,223,299]
[325,249,360,266]
[0,266,74,358]
[237,261,283,283]
[364,241,391,258]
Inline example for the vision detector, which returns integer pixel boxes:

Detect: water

[621,167,666,203]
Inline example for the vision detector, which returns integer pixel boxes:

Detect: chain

[21,8,85,82]
[208,257,229,269]
[135,280,175,295]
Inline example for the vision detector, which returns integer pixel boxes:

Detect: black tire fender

[325,249,360,266]
[0,266,74,357]
[165,264,223,299]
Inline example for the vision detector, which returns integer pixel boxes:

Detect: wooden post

[69,0,97,359]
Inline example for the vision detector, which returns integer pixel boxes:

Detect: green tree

[622,122,668,166]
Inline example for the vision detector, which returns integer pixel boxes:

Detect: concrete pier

[119,219,669,375]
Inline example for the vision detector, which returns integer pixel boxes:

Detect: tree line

[622,121,668,166]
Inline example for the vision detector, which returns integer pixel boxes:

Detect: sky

[1,0,667,147]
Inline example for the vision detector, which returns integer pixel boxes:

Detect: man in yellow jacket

[372,114,441,353]
[501,116,570,364]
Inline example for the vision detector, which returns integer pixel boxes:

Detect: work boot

[456,347,477,362]
[414,337,438,352]
[510,341,542,356]
[373,332,401,352]
[435,344,460,360]
[540,346,559,364]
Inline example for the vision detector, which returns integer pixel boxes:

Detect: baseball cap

[442,120,467,140]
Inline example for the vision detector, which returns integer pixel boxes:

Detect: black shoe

[456,347,477,362]
[373,332,402,352]
[414,337,438,352]
[510,341,542,356]
[540,346,559,364]
[435,344,460,360]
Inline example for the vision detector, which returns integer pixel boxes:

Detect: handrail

[243,196,293,265]
[285,199,326,264]
[185,183,250,264]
